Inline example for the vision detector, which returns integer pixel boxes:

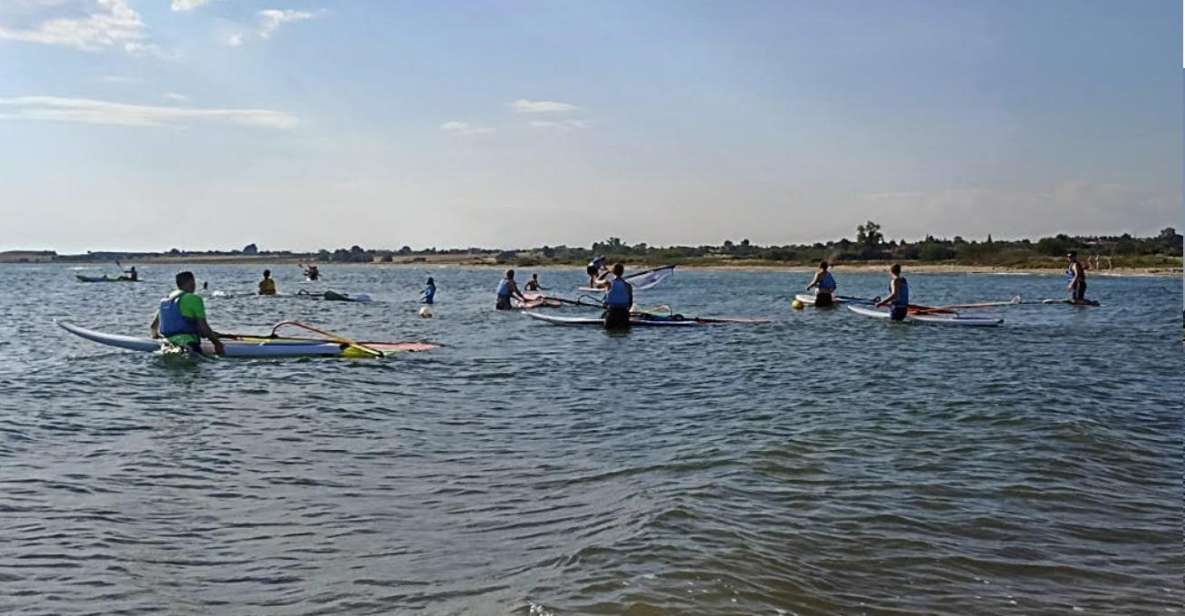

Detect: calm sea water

[0,263,1180,615]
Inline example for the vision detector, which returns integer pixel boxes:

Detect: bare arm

[195,318,226,355]
[806,272,822,290]
[877,280,900,308]
[150,314,160,338]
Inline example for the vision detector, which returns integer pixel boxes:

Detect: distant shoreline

[20,254,1182,278]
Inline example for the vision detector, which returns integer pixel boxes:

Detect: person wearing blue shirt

[875,263,910,321]
[806,260,838,307]
[602,263,634,329]
[421,277,436,304]
[495,269,527,310]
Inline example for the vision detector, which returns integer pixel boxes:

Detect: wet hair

[427,277,434,285]
[505,269,515,279]
[819,260,829,270]
[263,269,271,277]
[612,263,625,276]
[890,263,901,275]
[176,271,195,288]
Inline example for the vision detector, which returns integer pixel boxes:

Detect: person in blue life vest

[875,263,910,321]
[495,269,527,310]
[602,263,634,330]
[150,271,225,355]
[421,277,436,305]
[805,260,838,307]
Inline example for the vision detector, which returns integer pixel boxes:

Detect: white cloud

[258,9,314,39]
[226,32,243,47]
[171,0,211,11]
[163,92,188,102]
[529,119,589,131]
[440,121,494,136]
[510,99,579,113]
[0,0,148,53]
[0,96,299,129]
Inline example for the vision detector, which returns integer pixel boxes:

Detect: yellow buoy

[791,299,804,310]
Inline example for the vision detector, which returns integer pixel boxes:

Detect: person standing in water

[150,271,225,355]
[875,264,910,321]
[495,269,527,310]
[258,269,277,295]
[1066,252,1088,304]
[524,273,547,292]
[586,256,608,288]
[805,261,837,307]
[602,263,634,329]
[422,277,436,305]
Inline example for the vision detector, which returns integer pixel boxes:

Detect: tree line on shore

[29,223,1184,269]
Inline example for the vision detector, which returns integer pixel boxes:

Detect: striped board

[59,321,436,358]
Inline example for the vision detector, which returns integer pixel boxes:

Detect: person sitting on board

[805,260,837,307]
[422,277,436,305]
[495,269,527,310]
[258,269,277,295]
[875,263,910,321]
[524,273,546,292]
[122,266,138,282]
[586,256,608,288]
[150,271,225,355]
[1066,252,1089,304]
[304,264,320,281]
[602,263,634,330]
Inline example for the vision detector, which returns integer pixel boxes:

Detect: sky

[0,0,1180,253]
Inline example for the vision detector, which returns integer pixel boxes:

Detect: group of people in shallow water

[146,249,1097,355]
[802,250,1094,320]
[496,263,634,328]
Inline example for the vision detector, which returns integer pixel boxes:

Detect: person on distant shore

[258,269,277,295]
[495,269,527,310]
[524,273,546,292]
[422,277,436,305]
[602,263,634,330]
[1066,252,1088,304]
[875,264,910,321]
[151,271,225,355]
[805,261,837,307]
[586,256,608,287]
[122,266,138,282]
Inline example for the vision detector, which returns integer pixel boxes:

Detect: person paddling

[303,264,320,281]
[422,277,436,305]
[1066,252,1089,304]
[150,271,225,355]
[495,269,527,310]
[602,263,634,329]
[258,269,277,295]
[875,263,910,321]
[805,260,837,307]
[524,273,546,292]
[122,266,138,282]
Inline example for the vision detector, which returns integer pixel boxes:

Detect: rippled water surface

[1,263,1181,615]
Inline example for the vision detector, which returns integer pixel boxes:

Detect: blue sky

[0,0,1180,252]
